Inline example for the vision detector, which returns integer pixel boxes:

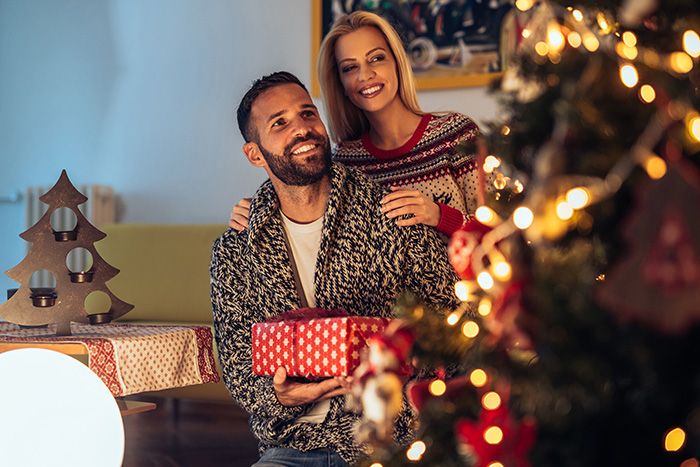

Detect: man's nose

[290,117,315,138]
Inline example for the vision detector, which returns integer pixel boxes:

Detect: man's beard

[258,131,332,186]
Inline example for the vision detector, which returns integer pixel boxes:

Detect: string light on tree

[429,379,447,396]
[462,320,480,338]
[406,440,427,461]
[556,199,574,220]
[683,30,700,57]
[483,155,502,173]
[446,311,460,326]
[454,280,472,301]
[477,271,495,291]
[640,154,667,179]
[476,206,499,226]
[482,391,502,410]
[639,84,656,103]
[670,52,694,74]
[513,207,534,229]
[568,31,582,48]
[484,426,504,445]
[664,427,686,452]
[470,368,488,387]
[620,64,640,87]
[571,9,584,22]
[478,298,492,317]
[686,113,700,142]
[566,187,590,209]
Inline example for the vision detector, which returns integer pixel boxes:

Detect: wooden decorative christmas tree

[0,170,133,335]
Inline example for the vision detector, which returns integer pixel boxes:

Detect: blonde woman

[230,11,480,237]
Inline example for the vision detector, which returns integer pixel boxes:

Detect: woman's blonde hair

[318,11,423,143]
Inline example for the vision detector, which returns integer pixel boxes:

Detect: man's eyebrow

[266,109,287,123]
[338,47,386,65]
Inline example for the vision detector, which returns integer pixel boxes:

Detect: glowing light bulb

[688,114,700,142]
[484,426,504,444]
[547,22,565,53]
[501,125,511,136]
[535,41,550,56]
[639,84,656,103]
[406,440,426,461]
[429,379,447,396]
[478,298,492,316]
[643,155,667,180]
[522,28,532,39]
[664,427,686,452]
[462,320,480,338]
[616,42,638,60]
[567,32,582,48]
[475,206,497,225]
[514,180,524,193]
[482,391,502,410]
[470,369,487,387]
[477,271,495,290]
[492,261,512,281]
[454,280,471,301]
[583,33,599,52]
[488,463,505,467]
[566,187,590,209]
[446,312,460,326]
[513,206,534,229]
[620,64,639,88]
[622,31,637,47]
[670,52,694,73]
[572,9,583,22]
[683,30,700,58]
[556,200,574,220]
[515,0,534,11]
[370,463,383,467]
[483,155,501,173]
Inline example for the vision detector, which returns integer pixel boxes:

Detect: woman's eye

[370,54,385,63]
[341,64,357,73]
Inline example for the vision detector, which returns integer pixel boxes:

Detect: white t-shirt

[280,212,331,424]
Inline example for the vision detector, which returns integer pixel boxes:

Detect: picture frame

[311,0,517,96]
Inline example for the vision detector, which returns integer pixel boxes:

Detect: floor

[122,397,260,467]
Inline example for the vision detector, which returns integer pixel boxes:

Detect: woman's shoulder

[428,112,479,133]
[334,138,367,160]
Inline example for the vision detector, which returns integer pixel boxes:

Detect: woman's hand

[381,186,440,227]
[229,198,251,232]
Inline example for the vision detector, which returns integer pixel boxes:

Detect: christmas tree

[361,1,700,465]
[0,170,133,336]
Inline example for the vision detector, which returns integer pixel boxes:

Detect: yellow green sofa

[95,223,231,402]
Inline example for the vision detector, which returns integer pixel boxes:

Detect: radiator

[25,184,116,288]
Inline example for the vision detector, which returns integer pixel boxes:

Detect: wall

[0,0,500,297]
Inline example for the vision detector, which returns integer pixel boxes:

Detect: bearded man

[210,71,458,466]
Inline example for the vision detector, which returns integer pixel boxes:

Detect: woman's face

[334,26,400,115]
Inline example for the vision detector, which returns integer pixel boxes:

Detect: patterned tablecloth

[0,322,220,397]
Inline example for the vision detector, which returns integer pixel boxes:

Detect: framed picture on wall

[311,0,518,95]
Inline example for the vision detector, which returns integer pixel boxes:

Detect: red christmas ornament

[455,403,536,467]
[449,219,493,279]
[483,282,533,351]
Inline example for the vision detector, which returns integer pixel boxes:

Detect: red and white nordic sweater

[334,112,480,237]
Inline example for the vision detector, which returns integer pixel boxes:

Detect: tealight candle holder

[88,312,112,325]
[69,270,95,283]
[30,288,57,308]
[53,229,78,242]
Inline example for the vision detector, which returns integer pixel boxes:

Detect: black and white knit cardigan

[210,163,460,464]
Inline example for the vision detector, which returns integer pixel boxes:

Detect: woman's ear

[243,142,266,168]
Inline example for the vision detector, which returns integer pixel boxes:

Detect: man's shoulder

[212,227,248,264]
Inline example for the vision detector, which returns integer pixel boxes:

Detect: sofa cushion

[96,224,227,323]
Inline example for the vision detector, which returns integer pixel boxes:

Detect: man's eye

[302,110,317,118]
[272,119,286,128]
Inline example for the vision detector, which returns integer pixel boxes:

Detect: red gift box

[252,312,389,378]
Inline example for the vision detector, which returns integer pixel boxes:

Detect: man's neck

[271,175,331,224]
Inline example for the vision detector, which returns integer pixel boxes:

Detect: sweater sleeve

[210,236,306,421]
[400,223,462,312]
[435,202,465,236]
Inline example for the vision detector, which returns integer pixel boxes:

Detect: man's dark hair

[236,71,308,143]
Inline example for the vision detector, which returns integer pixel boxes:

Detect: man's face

[249,83,331,186]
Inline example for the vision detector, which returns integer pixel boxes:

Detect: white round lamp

[0,348,125,467]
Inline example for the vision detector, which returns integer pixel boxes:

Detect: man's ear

[242,142,267,168]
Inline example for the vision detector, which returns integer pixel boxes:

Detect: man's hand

[273,367,351,407]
